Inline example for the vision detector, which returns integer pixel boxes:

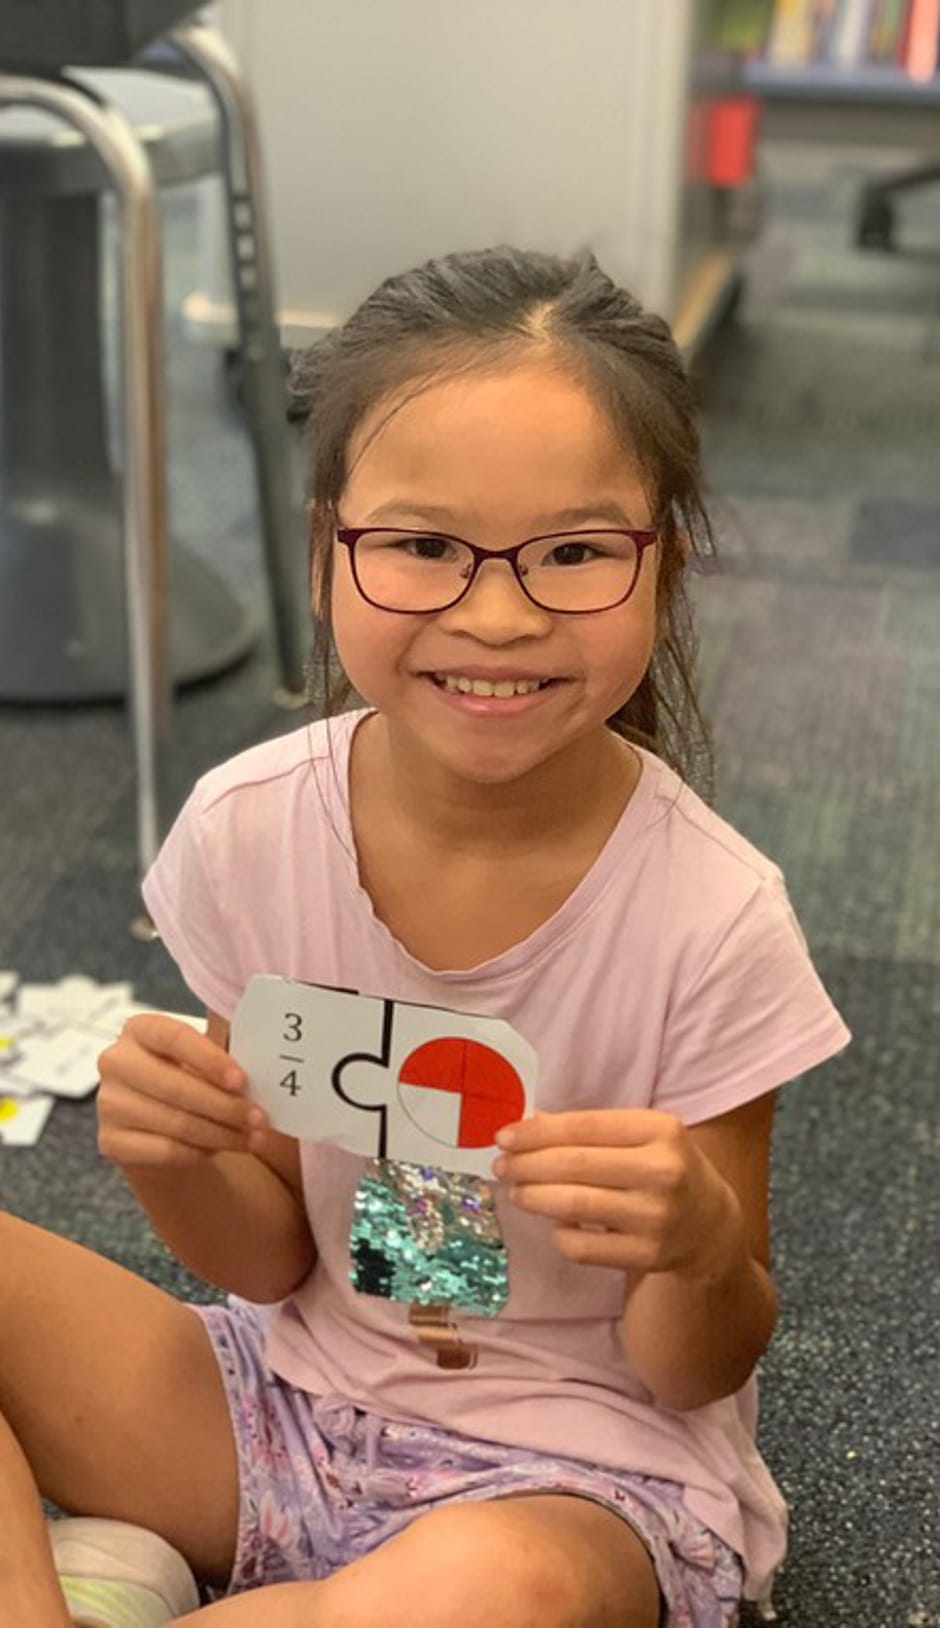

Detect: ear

[676,530,693,566]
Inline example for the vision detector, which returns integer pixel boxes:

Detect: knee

[355,1502,587,1628]
[446,1503,586,1622]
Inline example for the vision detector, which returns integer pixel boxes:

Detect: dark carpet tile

[4,1090,222,1304]
[849,499,940,568]
[781,274,940,313]
[752,952,939,1625]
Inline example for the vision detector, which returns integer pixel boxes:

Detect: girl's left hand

[492,1108,736,1279]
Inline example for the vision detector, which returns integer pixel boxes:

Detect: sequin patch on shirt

[349,1158,508,1316]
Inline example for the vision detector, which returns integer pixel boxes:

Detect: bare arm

[619,1092,779,1411]
[496,1093,779,1414]
[108,1011,317,1304]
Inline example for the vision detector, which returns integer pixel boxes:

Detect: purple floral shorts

[192,1298,743,1628]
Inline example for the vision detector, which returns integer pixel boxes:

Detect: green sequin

[349,1158,508,1316]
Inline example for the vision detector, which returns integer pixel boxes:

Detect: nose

[437,557,552,642]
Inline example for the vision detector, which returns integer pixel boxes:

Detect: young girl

[1,247,850,1628]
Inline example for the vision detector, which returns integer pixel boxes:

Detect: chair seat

[0,68,219,193]
[0,0,199,68]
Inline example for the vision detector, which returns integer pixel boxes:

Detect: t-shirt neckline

[326,707,663,985]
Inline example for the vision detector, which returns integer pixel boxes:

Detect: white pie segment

[396,1081,463,1150]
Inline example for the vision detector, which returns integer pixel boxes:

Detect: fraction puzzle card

[230,974,537,1179]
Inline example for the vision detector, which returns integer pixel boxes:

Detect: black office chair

[0,1,305,917]
[1,0,197,66]
[856,157,940,249]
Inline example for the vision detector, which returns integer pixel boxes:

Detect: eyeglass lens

[353,531,640,613]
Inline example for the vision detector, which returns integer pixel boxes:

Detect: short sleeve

[654,873,851,1124]
[141,787,244,1020]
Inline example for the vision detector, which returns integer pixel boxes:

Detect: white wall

[193,0,695,341]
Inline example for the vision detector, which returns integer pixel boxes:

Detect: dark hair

[288,245,716,800]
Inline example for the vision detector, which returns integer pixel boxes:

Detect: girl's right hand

[96,1013,258,1171]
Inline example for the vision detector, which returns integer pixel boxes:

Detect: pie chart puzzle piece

[397,1037,526,1149]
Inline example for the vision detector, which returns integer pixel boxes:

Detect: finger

[509,1181,654,1234]
[495,1144,656,1190]
[101,1047,254,1132]
[246,1123,276,1156]
[119,1013,246,1092]
[98,1079,255,1157]
[97,1125,211,1172]
[551,1225,658,1272]
[496,1108,675,1154]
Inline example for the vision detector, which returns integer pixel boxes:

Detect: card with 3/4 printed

[230,974,537,1179]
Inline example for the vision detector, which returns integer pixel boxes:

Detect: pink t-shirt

[142,708,850,1602]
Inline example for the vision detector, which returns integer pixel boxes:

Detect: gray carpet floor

[1,140,938,1625]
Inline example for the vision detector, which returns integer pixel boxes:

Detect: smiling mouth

[428,673,561,698]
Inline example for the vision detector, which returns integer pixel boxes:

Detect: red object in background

[904,0,940,81]
[707,96,761,187]
[688,96,761,188]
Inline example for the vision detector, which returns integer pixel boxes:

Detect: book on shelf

[869,0,909,62]
[765,0,819,62]
[905,0,940,78]
[813,0,844,60]
[711,0,776,52]
[832,0,878,65]
[759,0,940,75]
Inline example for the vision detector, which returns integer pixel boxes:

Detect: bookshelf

[747,59,940,98]
[742,1,940,142]
[673,11,758,354]
[745,65,940,143]
[737,0,940,250]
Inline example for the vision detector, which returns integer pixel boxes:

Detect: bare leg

[0,1411,72,1627]
[173,1494,661,1628]
[0,1211,241,1618]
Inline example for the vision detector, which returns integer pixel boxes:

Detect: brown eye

[404,534,454,561]
[548,541,596,567]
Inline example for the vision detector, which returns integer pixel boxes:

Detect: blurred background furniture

[743,2,940,250]
[856,154,940,248]
[0,69,254,703]
[0,0,197,65]
[0,4,306,909]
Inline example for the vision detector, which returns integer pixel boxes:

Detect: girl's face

[328,362,661,786]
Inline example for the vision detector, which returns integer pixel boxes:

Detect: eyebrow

[361,500,642,529]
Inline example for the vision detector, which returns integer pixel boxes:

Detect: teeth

[438,675,546,698]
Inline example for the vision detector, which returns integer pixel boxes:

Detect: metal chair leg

[0,73,170,920]
[167,21,310,703]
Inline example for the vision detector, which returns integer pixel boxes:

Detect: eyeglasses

[334,522,658,615]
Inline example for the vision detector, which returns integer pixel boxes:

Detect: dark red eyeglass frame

[333,522,659,614]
